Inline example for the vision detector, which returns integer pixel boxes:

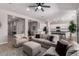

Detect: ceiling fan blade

[36,3,40,6]
[42,5,50,8]
[29,5,37,7]
[40,3,44,5]
[41,8,44,12]
[35,8,38,11]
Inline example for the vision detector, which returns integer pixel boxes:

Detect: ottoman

[23,41,41,56]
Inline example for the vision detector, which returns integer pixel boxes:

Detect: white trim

[0,42,8,45]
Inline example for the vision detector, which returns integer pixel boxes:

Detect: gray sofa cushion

[31,34,59,48]
[32,38,55,45]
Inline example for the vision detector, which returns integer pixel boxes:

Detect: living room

[0,3,78,56]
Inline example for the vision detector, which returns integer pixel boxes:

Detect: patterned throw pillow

[35,34,40,38]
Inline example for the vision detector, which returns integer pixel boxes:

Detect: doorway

[28,20,39,36]
[8,15,25,40]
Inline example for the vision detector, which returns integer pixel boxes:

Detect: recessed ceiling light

[26,8,30,11]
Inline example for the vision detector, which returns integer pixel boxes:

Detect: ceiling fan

[29,3,50,12]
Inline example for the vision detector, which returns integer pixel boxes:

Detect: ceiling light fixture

[29,3,50,12]
[38,6,41,9]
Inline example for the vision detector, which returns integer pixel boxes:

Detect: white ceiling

[0,3,79,23]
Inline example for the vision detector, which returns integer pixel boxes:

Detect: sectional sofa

[31,34,59,48]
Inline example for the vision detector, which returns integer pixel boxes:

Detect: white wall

[0,10,8,44]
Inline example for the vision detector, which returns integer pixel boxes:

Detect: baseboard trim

[0,42,8,45]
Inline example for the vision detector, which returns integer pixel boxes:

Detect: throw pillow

[55,41,68,56]
[35,34,40,38]
[48,36,54,41]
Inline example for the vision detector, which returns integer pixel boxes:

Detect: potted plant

[68,20,76,40]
